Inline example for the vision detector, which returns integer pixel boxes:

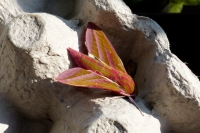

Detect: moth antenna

[128,97,144,116]
[108,96,126,99]
[88,51,110,67]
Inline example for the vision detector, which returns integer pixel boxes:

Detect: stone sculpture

[0,0,200,133]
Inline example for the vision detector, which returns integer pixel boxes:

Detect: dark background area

[124,0,200,77]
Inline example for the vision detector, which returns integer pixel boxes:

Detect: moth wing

[86,22,127,73]
[56,67,128,95]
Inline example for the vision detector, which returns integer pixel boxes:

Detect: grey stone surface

[0,0,200,133]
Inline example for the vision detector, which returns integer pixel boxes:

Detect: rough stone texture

[0,0,200,133]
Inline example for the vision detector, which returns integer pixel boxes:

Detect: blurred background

[123,0,200,77]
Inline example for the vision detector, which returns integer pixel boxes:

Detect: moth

[56,22,143,115]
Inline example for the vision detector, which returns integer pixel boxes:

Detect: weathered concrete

[0,0,200,133]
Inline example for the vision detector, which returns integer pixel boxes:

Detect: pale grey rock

[0,0,200,133]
